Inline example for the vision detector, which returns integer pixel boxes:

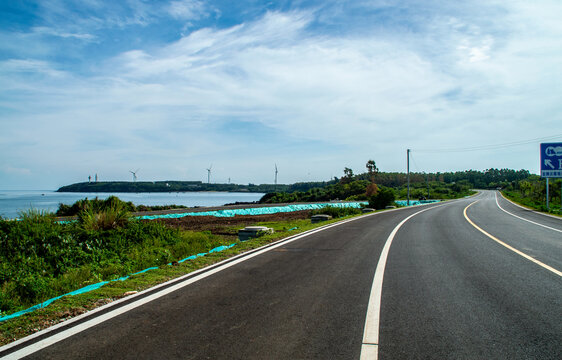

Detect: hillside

[56,181,287,193]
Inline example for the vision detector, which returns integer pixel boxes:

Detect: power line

[414,134,562,153]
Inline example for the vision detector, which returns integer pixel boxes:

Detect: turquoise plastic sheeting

[130,267,159,276]
[395,200,440,207]
[0,244,239,322]
[0,295,66,322]
[65,281,110,296]
[0,281,109,323]
[0,202,367,322]
[135,202,367,221]
[177,255,197,263]
[209,243,236,253]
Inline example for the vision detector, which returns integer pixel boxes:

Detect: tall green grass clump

[56,196,137,217]
[78,196,130,231]
[57,196,189,217]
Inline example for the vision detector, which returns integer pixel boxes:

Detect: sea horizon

[0,190,265,219]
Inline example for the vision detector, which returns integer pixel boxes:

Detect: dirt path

[150,210,312,236]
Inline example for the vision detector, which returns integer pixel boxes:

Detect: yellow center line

[464,201,562,277]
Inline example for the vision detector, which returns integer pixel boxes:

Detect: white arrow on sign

[545,159,555,169]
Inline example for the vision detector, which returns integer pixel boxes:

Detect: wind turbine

[206,164,212,184]
[129,169,139,182]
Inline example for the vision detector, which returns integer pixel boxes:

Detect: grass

[310,206,363,218]
[0,211,231,318]
[55,196,190,217]
[501,190,562,216]
[0,212,364,346]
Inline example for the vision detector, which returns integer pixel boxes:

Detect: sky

[1,0,561,190]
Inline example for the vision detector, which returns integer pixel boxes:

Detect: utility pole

[407,149,411,206]
[274,164,278,191]
[426,172,430,199]
[546,178,549,210]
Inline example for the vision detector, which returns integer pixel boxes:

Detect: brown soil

[150,210,312,236]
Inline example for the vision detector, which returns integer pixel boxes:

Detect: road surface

[1,190,560,359]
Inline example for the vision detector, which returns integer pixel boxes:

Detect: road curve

[1,190,560,359]
[379,191,561,359]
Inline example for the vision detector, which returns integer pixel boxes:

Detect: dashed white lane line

[0,210,384,359]
[360,205,444,360]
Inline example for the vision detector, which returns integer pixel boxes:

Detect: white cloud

[99,10,454,147]
[457,36,493,63]
[1,166,32,176]
[0,59,68,77]
[167,0,207,20]
[1,2,562,188]
[31,26,96,41]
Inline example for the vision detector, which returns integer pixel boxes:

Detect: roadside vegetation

[501,175,561,214]
[260,160,481,206]
[56,196,189,217]
[310,206,363,218]
[0,206,230,319]
[0,199,369,345]
[1,163,547,344]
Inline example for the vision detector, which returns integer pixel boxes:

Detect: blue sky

[1,0,561,189]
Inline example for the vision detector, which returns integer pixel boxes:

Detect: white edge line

[360,344,378,360]
[1,204,442,359]
[498,191,562,220]
[360,203,447,360]
[495,192,562,233]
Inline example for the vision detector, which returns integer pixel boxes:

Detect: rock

[238,226,274,241]
[311,214,332,223]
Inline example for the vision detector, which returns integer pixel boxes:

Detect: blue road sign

[540,142,562,178]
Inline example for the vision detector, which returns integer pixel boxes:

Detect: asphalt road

[379,191,561,359]
[1,190,560,359]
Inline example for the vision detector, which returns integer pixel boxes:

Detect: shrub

[14,274,52,304]
[78,199,130,231]
[0,208,234,315]
[368,187,395,209]
[57,196,137,217]
[19,208,55,222]
[310,206,362,218]
[366,183,379,197]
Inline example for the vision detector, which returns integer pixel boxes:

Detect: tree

[341,167,354,184]
[368,187,395,209]
[365,160,380,197]
[366,160,378,182]
[366,183,379,197]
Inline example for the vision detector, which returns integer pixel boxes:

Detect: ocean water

[0,190,265,219]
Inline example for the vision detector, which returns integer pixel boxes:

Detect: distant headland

[56,181,288,193]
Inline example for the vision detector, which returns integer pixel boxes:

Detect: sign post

[540,142,562,210]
